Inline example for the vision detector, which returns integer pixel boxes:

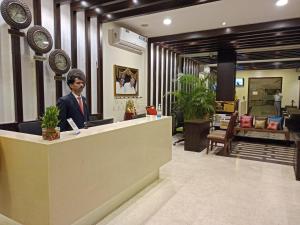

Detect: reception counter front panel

[0,116,172,225]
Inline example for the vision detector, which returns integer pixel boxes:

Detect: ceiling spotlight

[106,14,112,19]
[132,0,139,4]
[80,1,88,7]
[222,21,226,26]
[95,8,101,14]
[276,0,288,6]
[163,18,172,25]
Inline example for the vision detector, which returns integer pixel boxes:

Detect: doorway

[248,77,282,116]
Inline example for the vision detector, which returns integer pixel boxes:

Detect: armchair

[206,112,238,155]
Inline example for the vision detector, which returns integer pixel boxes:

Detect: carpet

[229,141,295,166]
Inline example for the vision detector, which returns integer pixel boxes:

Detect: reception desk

[0,116,172,225]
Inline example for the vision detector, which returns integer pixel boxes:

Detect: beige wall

[236,69,300,107]
[103,22,148,122]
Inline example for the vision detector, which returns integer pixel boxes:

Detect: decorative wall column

[217,49,236,101]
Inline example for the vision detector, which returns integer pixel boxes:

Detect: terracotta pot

[42,127,60,141]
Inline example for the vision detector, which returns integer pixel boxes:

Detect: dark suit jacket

[57,93,89,132]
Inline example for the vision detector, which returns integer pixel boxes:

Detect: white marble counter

[0,116,172,225]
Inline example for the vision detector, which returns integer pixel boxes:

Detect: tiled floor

[96,143,300,225]
[1,142,300,225]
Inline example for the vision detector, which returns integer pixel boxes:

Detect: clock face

[48,49,71,74]
[0,0,32,29]
[27,25,53,53]
[55,54,68,70]
[33,31,49,49]
[8,3,26,23]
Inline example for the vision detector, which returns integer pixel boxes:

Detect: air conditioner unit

[111,27,147,55]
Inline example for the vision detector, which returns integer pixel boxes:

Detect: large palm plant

[172,74,215,120]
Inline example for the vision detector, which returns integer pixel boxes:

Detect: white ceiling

[116,0,300,38]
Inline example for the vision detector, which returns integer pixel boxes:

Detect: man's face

[70,78,85,94]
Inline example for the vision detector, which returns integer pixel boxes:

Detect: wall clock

[27,25,53,54]
[49,49,71,74]
[0,0,32,29]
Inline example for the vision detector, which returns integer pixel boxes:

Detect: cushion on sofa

[254,119,266,129]
[268,116,283,130]
[240,115,253,128]
[267,121,279,130]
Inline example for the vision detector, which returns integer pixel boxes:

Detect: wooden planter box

[184,120,210,152]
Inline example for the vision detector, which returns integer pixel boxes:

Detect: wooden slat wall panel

[148,45,183,115]
[1,1,104,126]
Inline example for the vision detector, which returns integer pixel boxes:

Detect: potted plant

[41,106,60,141]
[172,73,216,151]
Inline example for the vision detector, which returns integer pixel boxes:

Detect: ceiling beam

[99,0,221,22]
[149,18,300,43]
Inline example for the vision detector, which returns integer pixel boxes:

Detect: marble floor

[1,143,300,225]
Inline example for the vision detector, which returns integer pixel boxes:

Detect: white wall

[103,22,148,122]
[21,0,37,121]
[76,11,86,97]
[0,4,14,123]
[236,69,300,107]
[90,17,98,114]
[60,4,71,96]
[42,0,56,108]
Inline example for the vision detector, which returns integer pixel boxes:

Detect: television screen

[235,78,244,87]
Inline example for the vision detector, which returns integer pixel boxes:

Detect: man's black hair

[67,69,86,87]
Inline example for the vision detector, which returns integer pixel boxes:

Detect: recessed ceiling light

[132,0,139,4]
[163,18,172,25]
[276,0,288,7]
[106,14,112,19]
[222,21,226,26]
[95,8,101,13]
[80,1,88,7]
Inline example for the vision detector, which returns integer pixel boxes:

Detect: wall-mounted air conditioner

[111,27,147,55]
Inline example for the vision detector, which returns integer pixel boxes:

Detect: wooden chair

[206,112,238,155]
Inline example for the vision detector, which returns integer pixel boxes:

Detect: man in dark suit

[57,70,89,131]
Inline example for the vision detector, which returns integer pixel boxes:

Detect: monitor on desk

[85,118,114,128]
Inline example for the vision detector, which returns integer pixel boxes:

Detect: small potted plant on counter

[41,106,60,141]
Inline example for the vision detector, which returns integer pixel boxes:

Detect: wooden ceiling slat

[149,18,300,43]
[99,0,221,22]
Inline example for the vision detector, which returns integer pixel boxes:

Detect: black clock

[0,0,32,29]
[49,49,71,74]
[27,25,53,54]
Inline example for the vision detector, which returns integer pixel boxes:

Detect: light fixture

[132,0,139,4]
[80,1,88,7]
[276,0,288,7]
[222,21,226,26]
[106,14,112,19]
[95,8,101,14]
[163,18,172,25]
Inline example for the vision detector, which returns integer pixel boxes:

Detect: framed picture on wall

[114,65,138,96]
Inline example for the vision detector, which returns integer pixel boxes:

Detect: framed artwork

[114,65,138,96]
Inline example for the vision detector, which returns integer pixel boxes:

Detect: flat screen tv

[235,78,244,87]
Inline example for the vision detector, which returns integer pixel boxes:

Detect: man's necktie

[77,96,84,114]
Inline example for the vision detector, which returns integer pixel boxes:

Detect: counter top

[0,116,169,145]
